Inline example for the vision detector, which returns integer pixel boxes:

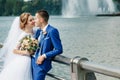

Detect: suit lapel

[35,29,41,39]
[35,29,41,59]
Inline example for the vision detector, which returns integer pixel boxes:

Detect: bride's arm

[13,33,30,56]
[13,44,30,56]
[13,49,30,56]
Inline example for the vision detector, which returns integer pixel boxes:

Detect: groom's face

[35,13,43,28]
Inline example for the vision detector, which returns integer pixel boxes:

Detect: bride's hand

[22,50,30,56]
[13,49,30,56]
[13,49,17,54]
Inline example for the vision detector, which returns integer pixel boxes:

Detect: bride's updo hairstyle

[20,13,31,30]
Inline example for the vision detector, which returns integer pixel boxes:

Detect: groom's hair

[36,9,49,22]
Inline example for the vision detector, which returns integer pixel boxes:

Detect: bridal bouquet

[20,35,39,55]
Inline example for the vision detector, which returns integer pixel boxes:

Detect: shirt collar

[42,24,48,32]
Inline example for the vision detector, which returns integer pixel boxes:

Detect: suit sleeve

[45,28,63,59]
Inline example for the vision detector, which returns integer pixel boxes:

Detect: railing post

[70,56,96,80]
[0,43,3,48]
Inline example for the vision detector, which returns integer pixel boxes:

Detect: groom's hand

[36,55,45,64]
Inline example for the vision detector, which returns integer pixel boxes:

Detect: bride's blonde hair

[20,13,31,30]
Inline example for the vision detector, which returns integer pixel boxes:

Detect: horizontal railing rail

[47,73,65,80]
[52,55,71,66]
[80,59,120,78]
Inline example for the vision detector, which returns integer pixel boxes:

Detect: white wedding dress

[0,32,33,80]
[0,17,34,80]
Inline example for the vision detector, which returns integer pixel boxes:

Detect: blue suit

[31,24,63,80]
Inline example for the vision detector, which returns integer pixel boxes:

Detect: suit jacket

[34,24,63,72]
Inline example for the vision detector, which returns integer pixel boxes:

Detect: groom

[32,10,63,80]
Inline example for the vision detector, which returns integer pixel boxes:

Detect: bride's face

[26,15,35,28]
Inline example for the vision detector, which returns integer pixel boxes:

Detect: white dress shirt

[38,24,49,58]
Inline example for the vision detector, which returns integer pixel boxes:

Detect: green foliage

[13,1,23,15]
[0,0,6,16]
[4,0,13,16]
[0,0,62,16]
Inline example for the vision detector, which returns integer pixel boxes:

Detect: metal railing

[0,44,120,80]
[51,55,120,80]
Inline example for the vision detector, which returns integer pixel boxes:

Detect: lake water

[0,16,120,80]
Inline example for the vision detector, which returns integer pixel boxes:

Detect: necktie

[38,31,44,45]
[38,31,44,56]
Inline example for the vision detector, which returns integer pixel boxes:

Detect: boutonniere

[43,31,47,35]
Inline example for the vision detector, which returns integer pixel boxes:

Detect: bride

[0,13,35,80]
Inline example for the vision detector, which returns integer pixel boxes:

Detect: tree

[3,0,17,16]
[0,0,62,16]
[0,0,6,16]
[13,1,24,15]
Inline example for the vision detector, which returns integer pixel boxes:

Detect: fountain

[62,0,115,17]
